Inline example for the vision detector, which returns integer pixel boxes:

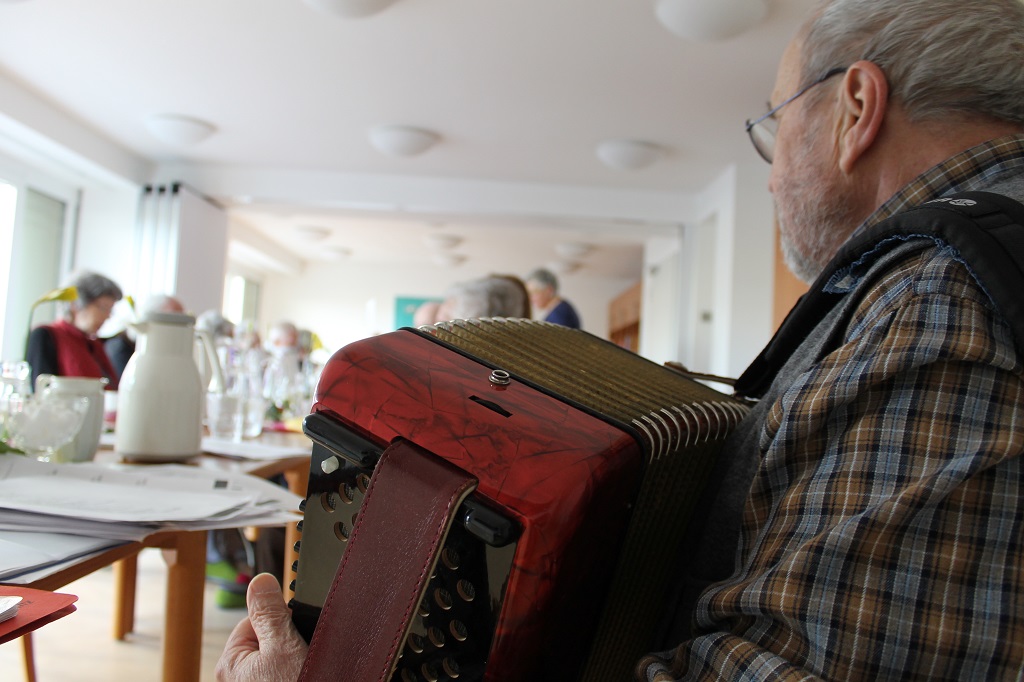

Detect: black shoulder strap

[734,191,1024,399]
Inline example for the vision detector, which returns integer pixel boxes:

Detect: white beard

[773,121,859,284]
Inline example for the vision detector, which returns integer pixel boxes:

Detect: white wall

[634,162,775,380]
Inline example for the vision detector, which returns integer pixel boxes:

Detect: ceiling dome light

[326,245,353,259]
[295,225,332,241]
[547,260,581,275]
[368,125,439,157]
[431,252,465,267]
[144,114,217,146]
[423,233,462,250]
[302,0,399,18]
[596,139,664,170]
[555,242,593,259]
[654,0,767,42]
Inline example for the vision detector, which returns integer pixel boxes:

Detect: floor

[0,548,246,682]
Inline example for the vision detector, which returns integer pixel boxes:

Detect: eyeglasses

[745,67,847,163]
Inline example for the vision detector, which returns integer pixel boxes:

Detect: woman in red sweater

[26,271,122,391]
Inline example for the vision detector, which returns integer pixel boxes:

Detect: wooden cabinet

[609,281,641,352]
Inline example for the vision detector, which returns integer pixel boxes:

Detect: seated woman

[26,271,122,390]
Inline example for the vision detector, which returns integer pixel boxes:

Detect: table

[14,430,312,682]
[15,529,206,682]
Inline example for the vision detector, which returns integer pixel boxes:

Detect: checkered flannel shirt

[641,135,1024,680]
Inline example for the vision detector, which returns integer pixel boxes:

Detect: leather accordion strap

[298,439,478,682]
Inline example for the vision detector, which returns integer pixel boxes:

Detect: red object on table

[0,586,78,645]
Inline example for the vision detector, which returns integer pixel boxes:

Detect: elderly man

[216,1,1024,680]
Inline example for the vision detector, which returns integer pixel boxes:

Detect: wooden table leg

[161,530,208,682]
[282,464,309,597]
[21,633,36,682]
[113,553,138,640]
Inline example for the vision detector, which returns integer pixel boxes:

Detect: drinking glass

[206,391,243,441]
[6,393,90,462]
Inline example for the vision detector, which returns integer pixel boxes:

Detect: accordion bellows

[290,319,749,682]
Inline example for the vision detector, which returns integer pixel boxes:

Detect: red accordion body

[290,321,747,681]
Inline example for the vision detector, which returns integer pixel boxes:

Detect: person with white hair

[525,267,580,328]
[435,275,530,322]
[26,270,123,389]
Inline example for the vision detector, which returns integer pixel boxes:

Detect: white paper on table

[0,530,124,582]
[201,437,310,461]
[0,454,257,523]
[97,463,303,508]
[0,511,157,541]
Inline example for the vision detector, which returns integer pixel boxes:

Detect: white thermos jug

[115,311,219,460]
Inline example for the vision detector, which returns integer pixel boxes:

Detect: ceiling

[0,0,812,280]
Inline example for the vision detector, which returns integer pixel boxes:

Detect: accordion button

[456,580,476,602]
[449,620,468,642]
[442,657,462,679]
[441,547,461,571]
[434,588,453,611]
[407,633,425,654]
[320,456,340,474]
[421,662,440,682]
[428,626,446,648]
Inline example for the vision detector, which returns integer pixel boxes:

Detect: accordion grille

[422,318,747,458]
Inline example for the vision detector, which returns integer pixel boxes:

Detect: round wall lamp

[302,0,399,18]
[369,125,439,157]
[654,0,767,42]
[144,114,217,146]
[596,139,664,170]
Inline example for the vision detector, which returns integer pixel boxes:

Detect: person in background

[436,275,531,322]
[263,321,304,424]
[196,309,236,341]
[26,271,122,390]
[412,300,442,327]
[104,293,185,380]
[489,273,532,318]
[525,267,581,328]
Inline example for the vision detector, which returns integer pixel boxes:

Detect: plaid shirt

[641,135,1024,681]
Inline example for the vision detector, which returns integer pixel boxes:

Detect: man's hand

[215,573,309,682]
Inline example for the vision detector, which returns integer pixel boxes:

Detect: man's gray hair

[802,0,1024,124]
[444,277,528,320]
[526,267,559,292]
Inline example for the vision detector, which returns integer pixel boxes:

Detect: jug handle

[197,330,226,393]
[35,373,55,395]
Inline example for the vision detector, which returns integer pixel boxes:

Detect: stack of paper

[0,595,19,622]
[0,453,303,583]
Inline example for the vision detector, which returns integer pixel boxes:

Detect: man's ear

[837,60,889,173]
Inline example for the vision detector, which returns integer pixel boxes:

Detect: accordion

[290,319,749,682]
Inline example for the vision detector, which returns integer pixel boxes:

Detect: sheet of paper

[0,596,20,622]
[201,437,310,460]
[0,531,124,582]
[0,476,254,522]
